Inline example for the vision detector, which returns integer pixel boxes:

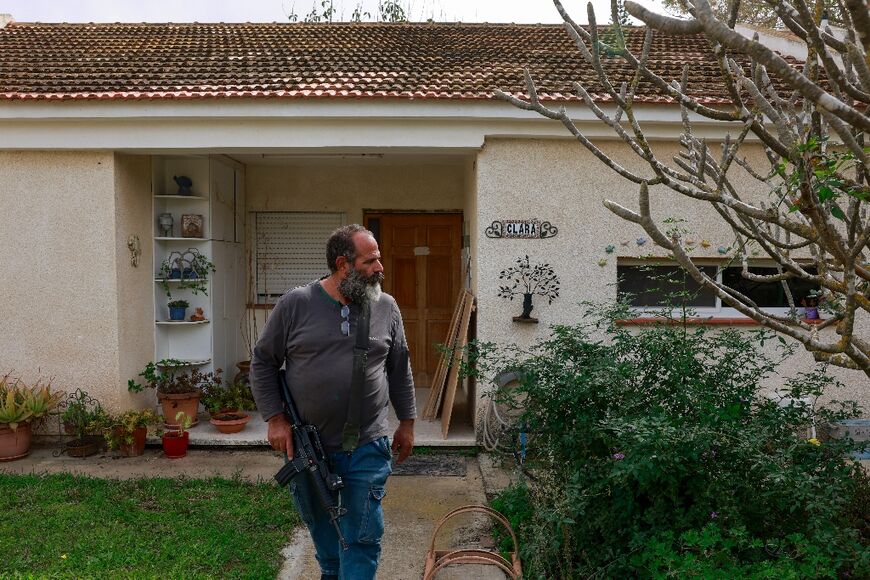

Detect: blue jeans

[288,436,392,580]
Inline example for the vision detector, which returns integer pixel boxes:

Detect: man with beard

[250,224,415,580]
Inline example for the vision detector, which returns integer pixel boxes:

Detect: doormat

[391,454,467,477]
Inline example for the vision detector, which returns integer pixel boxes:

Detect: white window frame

[618,259,813,318]
[252,211,346,304]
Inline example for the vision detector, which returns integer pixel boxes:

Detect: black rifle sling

[341,299,370,451]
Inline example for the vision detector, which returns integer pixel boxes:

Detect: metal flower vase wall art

[497,255,560,321]
[157,247,216,299]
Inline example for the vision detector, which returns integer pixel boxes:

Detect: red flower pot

[162,430,189,459]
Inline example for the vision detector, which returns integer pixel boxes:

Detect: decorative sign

[485,219,558,239]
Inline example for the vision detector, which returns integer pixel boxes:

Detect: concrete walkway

[3,443,514,579]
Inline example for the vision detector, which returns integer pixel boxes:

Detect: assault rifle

[273,372,348,550]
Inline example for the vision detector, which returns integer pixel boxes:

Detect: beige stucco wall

[0,151,135,414]
[113,153,157,411]
[463,157,479,295]
[246,161,465,222]
[475,138,869,409]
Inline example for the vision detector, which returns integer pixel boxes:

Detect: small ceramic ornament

[620,240,631,247]
[685,238,696,246]
[636,237,647,246]
[700,239,711,248]
[718,246,729,255]
[605,244,615,254]
[598,258,608,267]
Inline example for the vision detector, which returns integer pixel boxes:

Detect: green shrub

[483,304,870,578]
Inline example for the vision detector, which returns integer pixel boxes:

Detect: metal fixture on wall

[126,235,141,267]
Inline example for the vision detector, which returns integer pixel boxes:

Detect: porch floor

[149,388,476,447]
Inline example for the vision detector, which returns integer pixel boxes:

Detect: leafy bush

[127,360,222,395]
[96,409,158,450]
[200,380,256,414]
[481,304,870,578]
[60,388,106,440]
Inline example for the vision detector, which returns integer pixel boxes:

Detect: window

[617,262,818,316]
[618,265,717,307]
[254,212,345,303]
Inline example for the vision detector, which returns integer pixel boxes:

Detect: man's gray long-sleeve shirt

[250,282,416,452]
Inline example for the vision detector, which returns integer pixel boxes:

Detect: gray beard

[339,268,384,305]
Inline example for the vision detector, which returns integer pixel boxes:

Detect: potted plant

[59,388,107,458]
[497,255,560,321]
[128,360,222,429]
[0,372,63,461]
[202,381,256,434]
[99,409,157,457]
[167,299,190,321]
[162,411,193,459]
[158,248,216,298]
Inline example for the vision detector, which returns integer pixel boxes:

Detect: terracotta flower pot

[162,430,189,459]
[209,412,250,434]
[233,360,251,386]
[118,426,147,457]
[157,391,201,428]
[0,423,32,462]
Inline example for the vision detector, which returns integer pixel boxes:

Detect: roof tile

[0,22,793,103]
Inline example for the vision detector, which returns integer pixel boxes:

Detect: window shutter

[255,212,344,300]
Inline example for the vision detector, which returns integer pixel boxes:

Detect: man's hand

[391,419,414,464]
[267,414,294,459]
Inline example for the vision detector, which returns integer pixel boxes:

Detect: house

[1,17,864,439]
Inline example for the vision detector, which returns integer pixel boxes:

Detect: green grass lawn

[0,472,300,578]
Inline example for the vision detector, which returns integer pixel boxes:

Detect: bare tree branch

[497,0,870,377]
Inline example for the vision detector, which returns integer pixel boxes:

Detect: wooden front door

[365,213,463,389]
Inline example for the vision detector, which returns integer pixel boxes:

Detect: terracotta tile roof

[0,22,783,104]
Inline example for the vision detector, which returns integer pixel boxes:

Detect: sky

[0,0,668,24]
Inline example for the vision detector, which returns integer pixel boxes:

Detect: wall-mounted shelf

[156,358,212,367]
[151,154,245,381]
[154,195,209,201]
[512,316,539,323]
[154,278,211,283]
